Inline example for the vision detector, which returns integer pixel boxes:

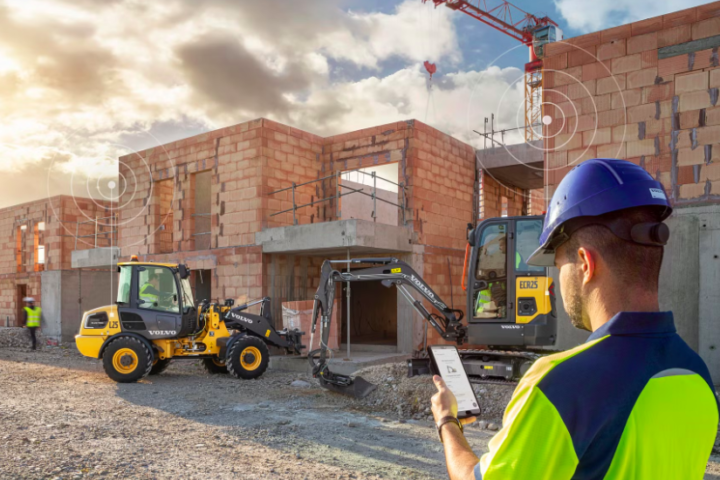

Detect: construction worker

[139,272,161,307]
[432,159,718,479]
[475,238,522,318]
[23,297,42,350]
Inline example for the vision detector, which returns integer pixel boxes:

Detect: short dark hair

[563,207,664,292]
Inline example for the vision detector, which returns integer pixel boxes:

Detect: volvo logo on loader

[148,330,177,336]
[229,312,253,324]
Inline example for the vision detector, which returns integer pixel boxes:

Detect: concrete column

[396,245,425,354]
[40,271,62,344]
[659,215,700,351]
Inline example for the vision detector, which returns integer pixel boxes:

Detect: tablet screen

[431,346,480,414]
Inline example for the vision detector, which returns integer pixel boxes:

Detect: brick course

[544,2,720,205]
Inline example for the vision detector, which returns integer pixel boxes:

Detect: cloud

[555,0,708,32]
[176,33,312,119]
[292,64,525,146]
[0,0,524,209]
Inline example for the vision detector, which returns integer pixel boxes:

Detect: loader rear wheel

[149,358,172,375]
[227,336,269,380]
[201,358,228,374]
[102,337,152,383]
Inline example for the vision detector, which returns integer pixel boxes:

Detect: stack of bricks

[543,2,720,204]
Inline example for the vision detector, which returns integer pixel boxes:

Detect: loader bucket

[319,375,377,399]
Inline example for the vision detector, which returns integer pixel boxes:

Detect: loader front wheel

[201,358,228,374]
[227,336,269,380]
[102,337,153,383]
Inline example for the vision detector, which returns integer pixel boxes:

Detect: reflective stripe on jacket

[24,306,41,327]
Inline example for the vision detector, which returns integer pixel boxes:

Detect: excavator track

[469,377,519,386]
[459,348,542,382]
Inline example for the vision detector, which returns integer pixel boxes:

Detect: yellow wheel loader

[75,257,304,383]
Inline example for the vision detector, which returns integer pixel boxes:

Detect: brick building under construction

[116,118,543,354]
[1,2,717,378]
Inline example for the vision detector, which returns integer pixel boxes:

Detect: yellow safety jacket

[139,283,159,305]
[475,252,522,315]
[474,312,718,479]
[25,306,41,327]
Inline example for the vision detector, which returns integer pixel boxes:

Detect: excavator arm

[308,257,467,397]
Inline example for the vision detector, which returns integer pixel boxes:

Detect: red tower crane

[423,0,562,141]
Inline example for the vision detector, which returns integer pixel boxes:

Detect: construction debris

[0,327,45,349]
[354,363,515,422]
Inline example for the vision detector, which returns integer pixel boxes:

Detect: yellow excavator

[309,215,556,398]
[75,256,304,383]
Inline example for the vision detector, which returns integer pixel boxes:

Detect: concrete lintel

[71,247,120,269]
[256,219,413,255]
[476,141,545,190]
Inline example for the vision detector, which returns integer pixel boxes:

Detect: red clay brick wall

[480,174,526,219]
[408,120,476,250]
[543,2,720,203]
[0,196,113,325]
[322,121,410,223]
[263,120,324,228]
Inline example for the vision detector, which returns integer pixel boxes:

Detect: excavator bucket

[319,375,377,399]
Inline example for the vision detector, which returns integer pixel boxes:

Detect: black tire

[149,358,172,375]
[201,358,228,374]
[226,336,269,380]
[102,336,153,383]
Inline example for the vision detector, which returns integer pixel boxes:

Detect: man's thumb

[433,375,446,390]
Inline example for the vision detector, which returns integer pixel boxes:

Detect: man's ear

[577,247,596,285]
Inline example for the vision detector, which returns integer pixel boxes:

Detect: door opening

[16,284,27,327]
[194,270,212,305]
[341,279,397,346]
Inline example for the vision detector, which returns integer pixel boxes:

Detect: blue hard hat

[527,159,672,266]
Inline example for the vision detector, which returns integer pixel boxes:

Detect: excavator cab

[466,216,556,347]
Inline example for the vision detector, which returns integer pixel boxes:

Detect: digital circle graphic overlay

[467,42,627,206]
[45,131,177,250]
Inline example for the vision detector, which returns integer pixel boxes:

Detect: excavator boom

[309,257,466,398]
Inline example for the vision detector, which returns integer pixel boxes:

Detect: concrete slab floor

[270,351,409,376]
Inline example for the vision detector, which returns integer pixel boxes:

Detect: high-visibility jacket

[139,283,159,305]
[474,312,718,479]
[24,306,41,327]
[475,252,522,315]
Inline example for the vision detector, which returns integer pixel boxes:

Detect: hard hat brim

[527,246,556,267]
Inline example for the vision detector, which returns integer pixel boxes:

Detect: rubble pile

[0,327,45,349]
[355,362,515,422]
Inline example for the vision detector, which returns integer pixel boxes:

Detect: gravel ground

[1,346,719,479]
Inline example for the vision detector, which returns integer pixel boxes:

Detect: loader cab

[116,262,197,340]
[465,216,556,347]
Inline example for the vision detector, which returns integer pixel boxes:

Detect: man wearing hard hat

[22,297,42,350]
[431,159,718,479]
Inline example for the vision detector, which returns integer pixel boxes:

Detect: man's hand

[431,375,476,425]
[431,375,480,480]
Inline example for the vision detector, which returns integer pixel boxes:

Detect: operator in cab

[431,159,718,479]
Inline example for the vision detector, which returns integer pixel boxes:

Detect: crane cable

[423,3,438,124]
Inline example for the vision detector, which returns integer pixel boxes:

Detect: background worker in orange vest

[22,297,42,350]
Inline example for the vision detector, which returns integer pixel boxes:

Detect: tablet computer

[428,345,482,419]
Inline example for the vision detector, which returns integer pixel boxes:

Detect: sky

[0,0,711,207]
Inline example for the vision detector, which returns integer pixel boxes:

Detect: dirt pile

[353,362,515,422]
